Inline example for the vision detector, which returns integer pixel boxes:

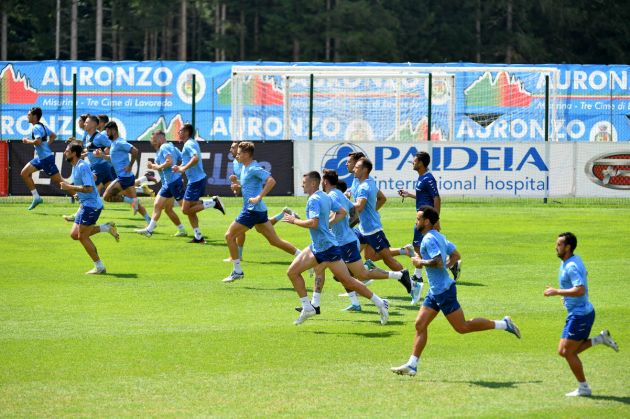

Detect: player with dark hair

[60,142,119,274]
[391,205,521,376]
[284,171,389,325]
[20,107,62,210]
[172,123,225,244]
[97,114,109,132]
[543,232,619,397]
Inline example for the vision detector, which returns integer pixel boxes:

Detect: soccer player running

[59,142,119,274]
[20,107,62,210]
[398,151,461,296]
[301,169,410,313]
[352,157,419,302]
[172,124,225,244]
[135,130,188,237]
[391,205,521,376]
[223,141,300,282]
[543,232,619,397]
[83,115,117,194]
[97,121,152,224]
[284,171,389,326]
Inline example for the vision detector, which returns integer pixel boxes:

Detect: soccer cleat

[399,269,412,294]
[144,170,157,183]
[450,260,462,281]
[364,259,376,271]
[86,266,106,275]
[62,214,76,222]
[403,243,415,257]
[282,207,301,219]
[342,304,362,312]
[131,198,139,215]
[600,330,619,352]
[173,231,188,237]
[141,184,155,197]
[212,196,226,215]
[378,299,389,325]
[222,271,244,283]
[565,387,592,397]
[410,280,423,305]
[188,237,206,244]
[27,197,43,210]
[294,307,317,325]
[105,222,119,242]
[504,316,521,339]
[295,305,321,315]
[135,227,152,238]
[391,363,417,377]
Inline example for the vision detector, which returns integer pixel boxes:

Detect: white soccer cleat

[294,307,317,325]
[379,299,389,325]
[86,266,106,275]
[173,231,188,237]
[391,363,417,376]
[135,227,152,237]
[565,386,592,397]
[222,271,244,283]
[403,243,415,257]
[106,222,119,242]
[282,207,301,219]
[410,280,423,305]
[600,330,619,352]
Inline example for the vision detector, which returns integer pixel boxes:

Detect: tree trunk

[179,0,187,61]
[166,14,173,59]
[292,38,300,62]
[143,29,149,60]
[214,0,220,61]
[220,3,227,60]
[1,8,7,61]
[475,0,481,62]
[95,0,103,59]
[240,6,245,60]
[254,6,259,55]
[55,0,60,59]
[71,0,78,59]
[506,0,513,63]
[112,1,117,60]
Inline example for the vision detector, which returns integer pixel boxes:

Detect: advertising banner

[1,61,629,143]
[293,141,630,198]
[9,140,293,197]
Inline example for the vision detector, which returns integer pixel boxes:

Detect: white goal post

[231,65,560,143]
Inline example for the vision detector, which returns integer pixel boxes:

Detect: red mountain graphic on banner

[0,64,38,104]
[464,71,532,107]
[217,76,284,106]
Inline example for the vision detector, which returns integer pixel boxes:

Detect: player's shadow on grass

[467,380,542,389]
[454,281,485,287]
[248,260,295,266]
[590,395,630,405]
[241,286,295,292]
[308,330,398,339]
[105,273,139,279]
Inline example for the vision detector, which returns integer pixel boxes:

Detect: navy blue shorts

[30,155,59,176]
[562,310,595,340]
[412,227,424,248]
[339,240,362,264]
[313,245,343,264]
[92,164,116,186]
[423,283,461,316]
[74,206,102,226]
[235,209,268,229]
[159,178,185,201]
[117,175,135,190]
[363,230,391,253]
[353,227,366,244]
[184,177,207,201]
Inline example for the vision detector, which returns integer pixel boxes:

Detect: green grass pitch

[1,196,629,417]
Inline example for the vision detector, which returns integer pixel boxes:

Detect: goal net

[230,65,560,143]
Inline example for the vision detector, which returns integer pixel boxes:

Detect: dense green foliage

[1,196,629,416]
[2,0,630,63]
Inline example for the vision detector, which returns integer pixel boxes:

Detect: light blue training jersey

[355,177,382,235]
[31,123,55,159]
[72,159,103,209]
[306,190,341,254]
[181,139,206,183]
[232,160,243,177]
[85,131,112,167]
[155,142,182,186]
[328,188,359,246]
[109,138,134,178]
[559,255,594,316]
[420,229,455,296]
[239,161,270,212]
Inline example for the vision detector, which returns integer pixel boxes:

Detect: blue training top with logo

[420,230,455,296]
[306,190,341,254]
[72,159,103,209]
[156,142,182,186]
[181,139,206,183]
[329,188,359,246]
[109,138,134,178]
[85,131,112,167]
[239,161,270,212]
[415,172,440,210]
[356,178,383,235]
[31,123,55,159]
[559,254,594,316]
